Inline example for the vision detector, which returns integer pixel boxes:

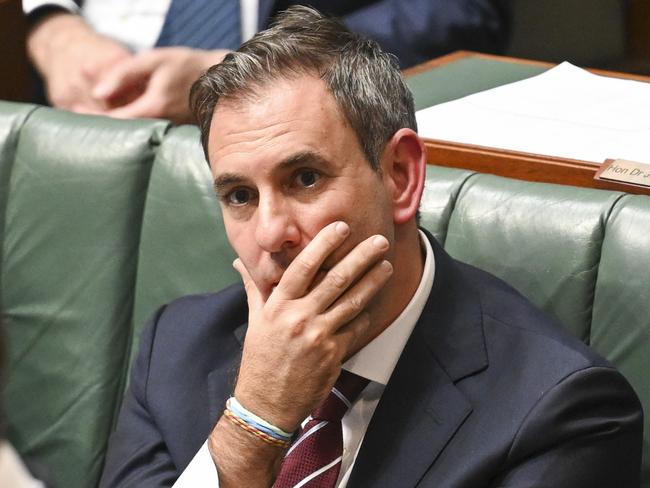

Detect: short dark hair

[190,5,417,170]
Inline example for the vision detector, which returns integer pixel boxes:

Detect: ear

[382,128,426,225]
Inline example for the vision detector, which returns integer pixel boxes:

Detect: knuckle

[327,269,348,290]
[293,255,317,275]
[306,328,325,347]
[346,294,364,314]
[287,313,309,338]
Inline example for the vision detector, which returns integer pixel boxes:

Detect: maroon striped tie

[274,371,369,488]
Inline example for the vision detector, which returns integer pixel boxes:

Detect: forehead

[206,75,362,175]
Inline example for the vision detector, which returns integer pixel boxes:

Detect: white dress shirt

[174,231,435,487]
[22,0,259,52]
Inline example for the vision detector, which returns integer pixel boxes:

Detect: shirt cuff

[22,0,80,15]
[172,441,220,487]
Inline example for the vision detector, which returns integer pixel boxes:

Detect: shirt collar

[343,230,435,385]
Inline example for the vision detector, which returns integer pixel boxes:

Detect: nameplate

[595,159,650,188]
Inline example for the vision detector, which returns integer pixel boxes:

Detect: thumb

[233,258,264,313]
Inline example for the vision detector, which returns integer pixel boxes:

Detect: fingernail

[372,235,389,249]
[335,221,349,236]
[381,260,393,273]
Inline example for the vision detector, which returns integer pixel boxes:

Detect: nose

[254,194,300,254]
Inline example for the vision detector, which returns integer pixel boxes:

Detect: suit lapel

[349,234,488,487]
[348,327,473,487]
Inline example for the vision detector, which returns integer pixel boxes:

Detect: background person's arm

[26,10,132,113]
[343,0,510,68]
[92,47,230,124]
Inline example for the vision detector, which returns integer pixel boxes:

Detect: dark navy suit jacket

[100,235,642,487]
[260,0,510,68]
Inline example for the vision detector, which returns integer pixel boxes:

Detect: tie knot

[311,370,369,422]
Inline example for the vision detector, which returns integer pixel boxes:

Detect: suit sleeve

[342,0,510,68]
[492,366,643,488]
[99,306,179,488]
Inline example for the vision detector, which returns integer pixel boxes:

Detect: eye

[226,188,252,206]
[295,169,319,188]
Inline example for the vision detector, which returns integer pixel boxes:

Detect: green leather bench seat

[0,101,648,487]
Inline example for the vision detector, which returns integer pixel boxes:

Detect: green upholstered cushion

[0,102,39,299]
[131,125,238,370]
[443,174,623,341]
[591,195,650,486]
[419,165,475,244]
[1,107,168,488]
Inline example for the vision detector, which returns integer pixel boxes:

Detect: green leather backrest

[0,104,168,487]
[0,102,39,298]
[443,175,623,341]
[591,196,650,484]
[131,125,238,370]
[0,102,648,487]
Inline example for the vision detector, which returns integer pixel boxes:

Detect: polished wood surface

[408,52,650,196]
[404,50,650,83]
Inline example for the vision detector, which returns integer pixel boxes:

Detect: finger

[308,234,389,310]
[332,312,371,362]
[71,104,107,115]
[104,93,160,120]
[92,53,158,102]
[323,259,393,332]
[233,258,264,313]
[275,221,350,299]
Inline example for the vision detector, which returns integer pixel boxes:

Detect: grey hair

[189,5,417,170]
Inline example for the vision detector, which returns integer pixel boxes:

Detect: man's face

[207,75,395,300]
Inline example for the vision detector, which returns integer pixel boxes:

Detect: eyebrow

[213,150,332,195]
[213,174,245,196]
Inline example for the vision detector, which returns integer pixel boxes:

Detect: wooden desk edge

[404,51,650,83]
[423,138,650,196]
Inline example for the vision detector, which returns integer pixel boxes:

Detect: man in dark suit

[100,6,642,487]
[24,0,508,123]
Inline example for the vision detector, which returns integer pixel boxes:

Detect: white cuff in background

[22,0,81,15]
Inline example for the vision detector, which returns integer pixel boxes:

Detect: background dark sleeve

[342,0,510,68]
[99,306,179,488]
[492,366,643,488]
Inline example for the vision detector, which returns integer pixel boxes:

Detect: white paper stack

[415,63,650,165]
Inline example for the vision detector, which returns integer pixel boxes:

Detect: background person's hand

[92,47,230,124]
[27,12,132,113]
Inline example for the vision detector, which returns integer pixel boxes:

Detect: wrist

[226,397,294,445]
[27,12,93,71]
[234,387,302,433]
